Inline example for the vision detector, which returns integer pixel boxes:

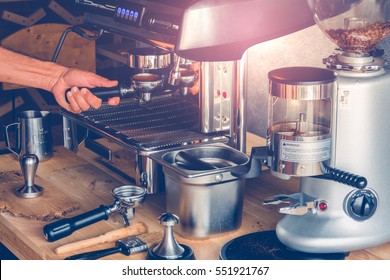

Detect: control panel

[114,1,145,27]
[75,0,183,46]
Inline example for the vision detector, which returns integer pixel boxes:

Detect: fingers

[107,97,120,106]
[66,90,82,114]
[86,72,118,88]
[65,87,119,114]
[66,87,96,113]
[81,88,102,109]
[99,78,118,88]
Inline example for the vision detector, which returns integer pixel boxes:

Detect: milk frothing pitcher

[5,110,53,161]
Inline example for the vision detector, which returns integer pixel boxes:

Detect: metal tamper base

[15,154,43,198]
[147,213,195,260]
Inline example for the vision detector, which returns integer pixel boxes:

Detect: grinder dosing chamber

[267,67,334,180]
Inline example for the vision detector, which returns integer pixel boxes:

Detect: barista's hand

[51,68,120,113]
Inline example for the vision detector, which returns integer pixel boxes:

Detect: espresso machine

[63,0,315,194]
[260,0,390,256]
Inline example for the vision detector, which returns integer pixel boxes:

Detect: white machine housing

[277,67,390,253]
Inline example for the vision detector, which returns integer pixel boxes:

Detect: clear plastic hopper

[267,67,336,179]
[308,0,390,55]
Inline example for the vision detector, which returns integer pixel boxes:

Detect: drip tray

[61,95,228,151]
[220,231,349,260]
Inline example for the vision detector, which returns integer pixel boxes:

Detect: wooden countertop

[1,135,390,260]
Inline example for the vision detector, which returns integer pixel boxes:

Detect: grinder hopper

[309,0,390,53]
[309,0,390,70]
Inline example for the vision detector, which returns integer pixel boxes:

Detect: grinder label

[280,139,331,162]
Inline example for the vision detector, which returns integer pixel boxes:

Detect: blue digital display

[114,1,145,26]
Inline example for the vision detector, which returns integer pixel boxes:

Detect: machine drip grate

[62,95,227,151]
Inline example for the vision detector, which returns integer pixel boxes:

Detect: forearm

[0,46,68,91]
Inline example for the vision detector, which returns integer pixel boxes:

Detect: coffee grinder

[268,0,390,255]
[221,0,390,259]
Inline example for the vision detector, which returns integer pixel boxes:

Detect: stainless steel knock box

[151,144,255,239]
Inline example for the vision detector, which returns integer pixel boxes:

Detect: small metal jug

[5,110,53,161]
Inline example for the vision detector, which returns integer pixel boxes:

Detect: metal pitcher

[5,110,53,161]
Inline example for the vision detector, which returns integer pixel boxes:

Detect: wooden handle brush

[55,222,148,255]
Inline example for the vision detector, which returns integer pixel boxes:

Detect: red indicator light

[319,201,328,211]
[217,90,221,96]
[222,91,227,98]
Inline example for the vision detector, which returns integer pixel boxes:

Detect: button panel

[114,1,145,27]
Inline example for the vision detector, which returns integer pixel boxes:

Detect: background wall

[245,25,390,138]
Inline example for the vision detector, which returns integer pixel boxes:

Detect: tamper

[15,154,43,198]
[147,213,195,260]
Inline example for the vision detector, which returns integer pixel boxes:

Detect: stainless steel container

[128,47,172,70]
[151,144,249,239]
[267,67,335,179]
[5,110,53,162]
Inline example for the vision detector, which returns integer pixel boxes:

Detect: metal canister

[5,110,53,161]
[151,144,249,238]
[267,67,336,179]
[128,47,172,70]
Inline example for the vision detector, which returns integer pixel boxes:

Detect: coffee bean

[326,21,390,53]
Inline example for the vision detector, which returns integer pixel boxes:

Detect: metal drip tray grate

[61,95,227,151]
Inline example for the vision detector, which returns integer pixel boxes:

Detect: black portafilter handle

[321,166,367,189]
[65,84,134,102]
[88,84,135,100]
[43,205,110,242]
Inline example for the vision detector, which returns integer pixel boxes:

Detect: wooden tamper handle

[55,222,148,255]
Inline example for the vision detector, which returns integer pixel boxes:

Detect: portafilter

[43,185,146,242]
[76,73,163,103]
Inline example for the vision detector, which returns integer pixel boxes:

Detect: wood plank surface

[0,170,80,221]
[0,134,389,260]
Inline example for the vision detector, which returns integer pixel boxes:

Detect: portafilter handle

[64,84,134,103]
[89,83,135,100]
[43,185,146,242]
[89,73,163,103]
[43,204,114,242]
